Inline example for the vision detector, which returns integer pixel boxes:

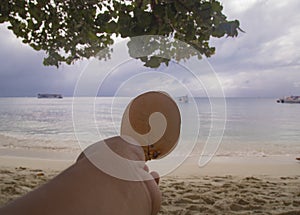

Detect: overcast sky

[0,0,299,97]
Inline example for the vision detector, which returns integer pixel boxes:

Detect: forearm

[0,155,154,215]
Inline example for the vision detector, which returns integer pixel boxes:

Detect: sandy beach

[0,149,300,214]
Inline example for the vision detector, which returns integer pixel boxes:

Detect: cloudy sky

[0,0,300,97]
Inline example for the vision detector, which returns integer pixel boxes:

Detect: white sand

[169,155,300,177]
[0,149,300,214]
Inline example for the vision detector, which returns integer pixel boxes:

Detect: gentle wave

[0,134,80,152]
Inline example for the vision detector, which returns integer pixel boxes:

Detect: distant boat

[277,96,300,104]
[37,93,63,99]
[178,95,188,103]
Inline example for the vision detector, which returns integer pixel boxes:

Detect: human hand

[76,136,162,215]
[0,136,161,215]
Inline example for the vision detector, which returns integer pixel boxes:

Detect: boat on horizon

[178,95,189,103]
[37,93,63,99]
[277,96,300,104]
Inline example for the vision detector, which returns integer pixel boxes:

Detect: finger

[107,136,146,161]
[144,175,161,215]
[150,171,160,185]
[143,165,149,172]
[76,152,86,162]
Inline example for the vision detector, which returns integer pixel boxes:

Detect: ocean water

[0,97,299,157]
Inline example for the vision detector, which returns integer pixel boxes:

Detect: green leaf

[211,1,223,12]
[0,0,242,68]
[144,56,161,68]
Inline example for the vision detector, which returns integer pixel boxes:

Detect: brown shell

[121,91,181,160]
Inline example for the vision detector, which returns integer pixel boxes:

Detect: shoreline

[0,148,299,177]
[169,155,300,177]
[0,147,77,171]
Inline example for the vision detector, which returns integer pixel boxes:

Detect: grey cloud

[210,0,300,70]
[1,0,300,98]
[207,0,300,97]
[0,25,85,97]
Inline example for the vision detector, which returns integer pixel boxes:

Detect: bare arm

[0,136,161,215]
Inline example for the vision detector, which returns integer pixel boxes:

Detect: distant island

[37,94,63,99]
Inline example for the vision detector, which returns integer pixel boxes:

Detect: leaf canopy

[0,0,244,67]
